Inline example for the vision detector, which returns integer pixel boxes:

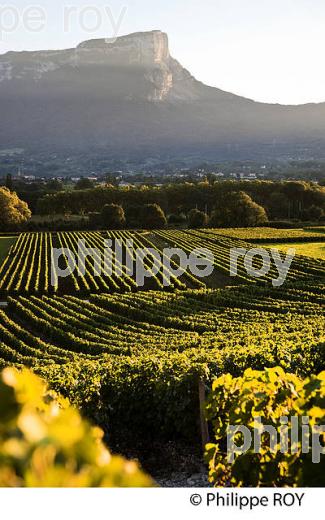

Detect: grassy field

[203,226,325,241]
[264,241,325,260]
[0,236,17,265]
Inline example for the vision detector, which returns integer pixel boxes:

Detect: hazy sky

[1,0,325,105]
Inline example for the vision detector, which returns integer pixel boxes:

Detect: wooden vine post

[198,378,210,452]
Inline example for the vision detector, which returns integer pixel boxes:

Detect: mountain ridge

[1,30,325,165]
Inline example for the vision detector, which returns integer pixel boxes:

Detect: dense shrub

[205,367,325,487]
[74,178,95,190]
[39,355,211,445]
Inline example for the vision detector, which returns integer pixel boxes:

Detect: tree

[267,191,289,219]
[101,204,126,229]
[140,204,167,229]
[282,181,306,218]
[74,178,94,190]
[209,191,268,228]
[0,187,31,230]
[187,208,208,228]
[125,205,141,229]
[36,180,325,221]
[301,205,324,221]
[47,179,63,192]
[168,213,187,226]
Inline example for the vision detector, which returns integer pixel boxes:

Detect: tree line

[97,192,268,230]
[37,180,325,222]
[1,180,325,231]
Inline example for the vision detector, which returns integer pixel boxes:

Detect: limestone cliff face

[77,30,170,65]
[74,31,198,101]
[0,30,188,101]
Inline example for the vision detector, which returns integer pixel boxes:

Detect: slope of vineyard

[0,282,323,440]
[0,231,205,295]
[0,229,325,442]
[0,284,323,372]
[0,229,323,295]
[0,227,323,441]
[153,229,325,285]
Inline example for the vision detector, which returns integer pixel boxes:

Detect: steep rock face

[77,30,170,65]
[1,30,325,161]
[0,30,183,101]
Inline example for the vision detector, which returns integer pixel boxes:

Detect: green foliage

[209,191,268,228]
[187,209,208,229]
[266,191,290,219]
[205,367,325,487]
[39,354,209,444]
[0,367,152,487]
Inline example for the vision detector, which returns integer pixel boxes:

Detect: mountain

[1,29,325,169]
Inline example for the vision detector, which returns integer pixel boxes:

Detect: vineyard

[0,231,205,295]
[0,282,323,441]
[0,228,323,443]
[0,284,323,369]
[154,229,325,285]
[0,229,324,295]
